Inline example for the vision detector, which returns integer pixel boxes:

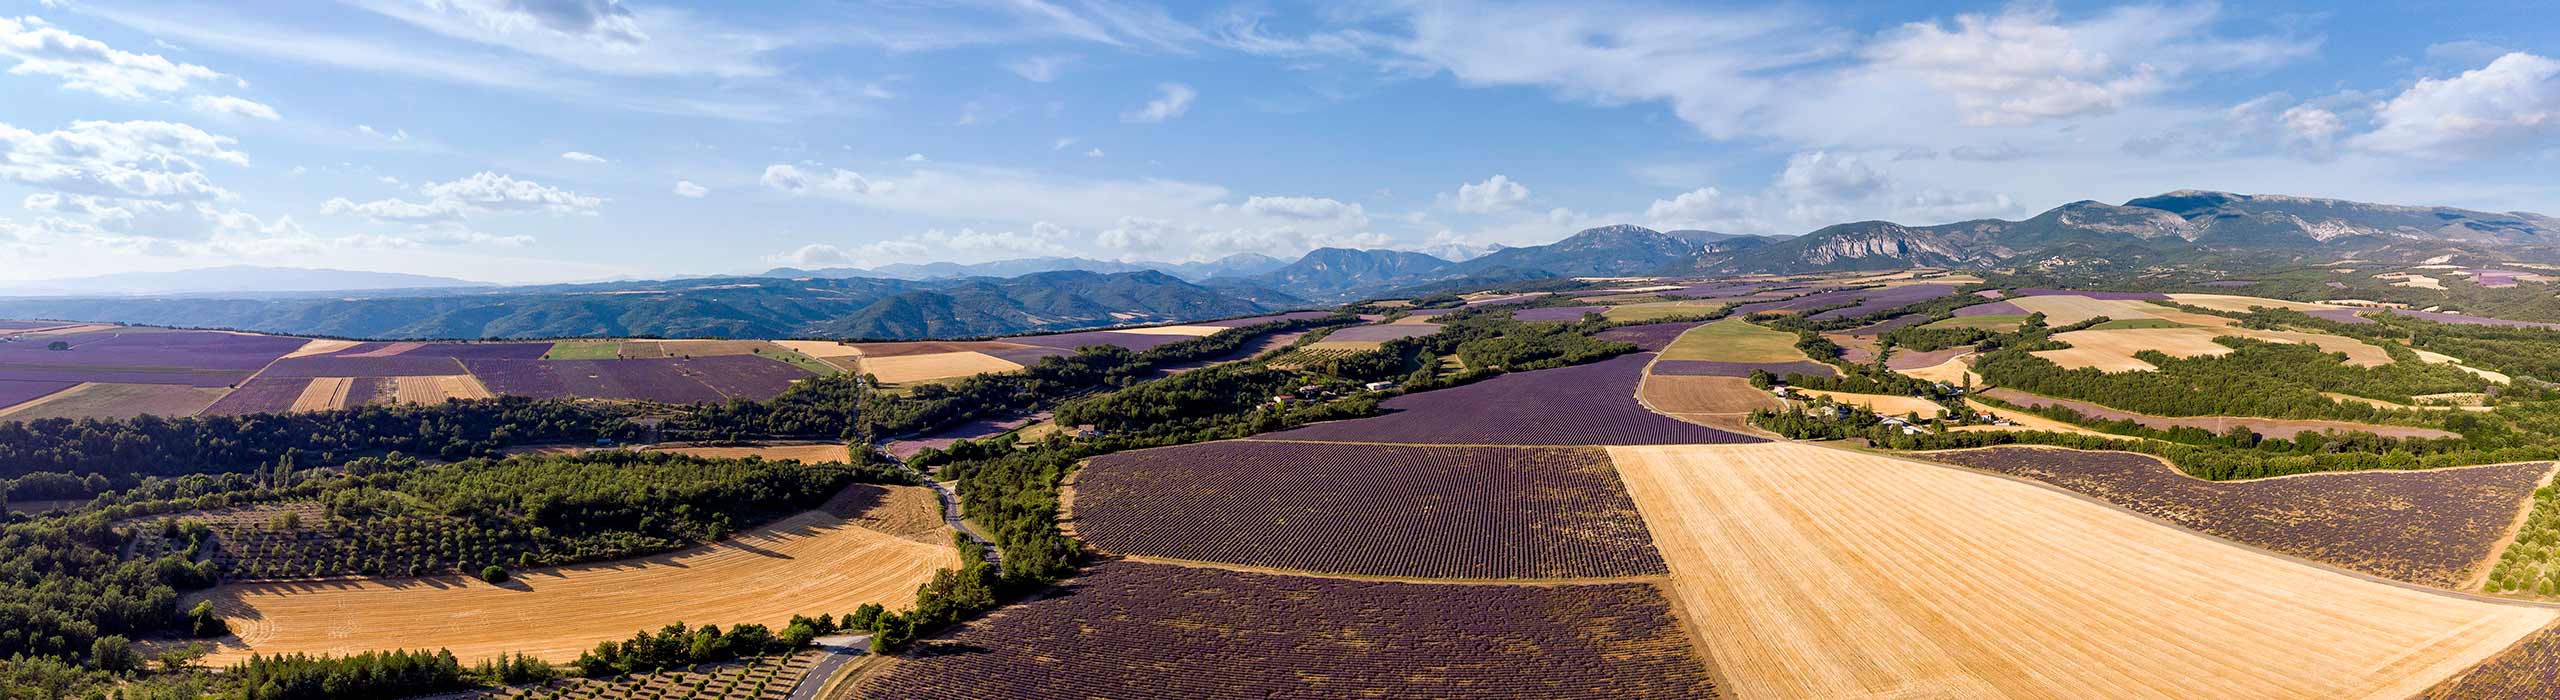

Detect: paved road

[786,634,872,700]
[876,445,999,565]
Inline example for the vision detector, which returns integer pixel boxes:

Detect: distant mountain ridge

[0,266,489,297]
[0,270,1285,340]
[764,253,1286,282]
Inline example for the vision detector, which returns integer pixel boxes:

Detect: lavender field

[0,379,77,410]
[1011,330,1197,352]
[1511,306,1605,322]
[1651,359,1838,378]
[1322,324,1440,343]
[1199,311,1333,327]
[263,355,470,377]
[0,329,299,387]
[1595,321,1708,351]
[1273,353,1758,445]
[1077,441,1667,579]
[1805,284,1956,320]
[851,562,1716,700]
[2382,309,2560,329]
[464,355,811,403]
[2011,288,2164,300]
[200,376,314,416]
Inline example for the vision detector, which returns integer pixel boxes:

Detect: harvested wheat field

[191,485,958,665]
[1798,389,1943,417]
[2008,294,2163,325]
[1661,317,1806,362]
[1641,375,1778,414]
[858,351,1022,384]
[2034,326,2394,372]
[288,377,356,412]
[1897,352,1980,385]
[773,339,862,358]
[646,442,851,464]
[1950,399,2116,437]
[281,338,363,358]
[1607,441,2556,700]
[389,374,494,404]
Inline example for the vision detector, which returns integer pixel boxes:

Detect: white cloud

[338,0,789,79]
[1857,5,2308,125]
[761,164,880,196]
[903,153,927,162]
[325,171,602,224]
[1241,195,1366,226]
[1646,186,1759,232]
[1053,137,1077,150]
[560,150,609,163]
[2354,52,2560,159]
[1085,147,1106,158]
[1097,216,1172,252]
[1005,54,1073,82]
[357,124,410,142]
[1123,82,1196,122]
[1454,174,1530,212]
[187,94,279,120]
[672,180,708,198]
[0,119,246,202]
[0,15,225,100]
[1777,151,1887,203]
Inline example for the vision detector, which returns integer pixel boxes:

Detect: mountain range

[0,266,489,297]
[0,190,2548,339]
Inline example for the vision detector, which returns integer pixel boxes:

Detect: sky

[0,0,2555,284]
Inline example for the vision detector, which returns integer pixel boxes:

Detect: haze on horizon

[0,0,2553,285]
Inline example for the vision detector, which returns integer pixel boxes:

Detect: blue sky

[0,0,2554,284]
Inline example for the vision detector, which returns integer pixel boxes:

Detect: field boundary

[2467,464,2560,591]
[1108,554,1672,587]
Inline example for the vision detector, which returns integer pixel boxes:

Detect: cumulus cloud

[1860,4,2314,125]
[1085,147,1105,158]
[1123,82,1196,122]
[672,179,708,198]
[1645,186,1759,232]
[2354,52,2560,159]
[761,164,880,196]
[0,119,246,202]
[903,153,927,162]
[0,15,226,100]
[325,171,602,224]
[560,150,608,163]
[187,95,279,120]
[1454,174,1530,212]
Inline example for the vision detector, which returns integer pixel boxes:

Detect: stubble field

[1607,441,2555,699]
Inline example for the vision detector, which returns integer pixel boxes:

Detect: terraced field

[1608,441,2555,699]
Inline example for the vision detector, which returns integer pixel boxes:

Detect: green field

[542,341,624,360]
[1660,317,1808,362]
[1603,301,1729,322]
[768,349,844,376]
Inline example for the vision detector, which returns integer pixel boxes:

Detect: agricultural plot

[1010,330,1196,352]
[543,341,624,360]
[1928,447,2550,587]
[1511,306,1606,322]
[0,382,228,420]
[1273,353,1757,446]
[2033,326,2394,372]
[2422,624,2560,699]
[1895,352,1978,385]
[2164,293,2357,314]
[465,355,812,403]
[0,378,75,413]
[882,412,1046,459]
[1608,441,2556,700]
[1075,441,1665,579]
[1650,360,1838,378]
[390,374,496,404]
[1804,284,1957,320]
[263,353,470,377]
[1264,346,1376,370]
[618,339,777,359]
[1198,310,1335,327]
[469,651,822,700]
[1949,399,2113,437]
[1318,323,1440,344]
[645,442,851,464]
[289,377,356,412]
[1798,389,1944,417]
[1595,321,1710,352]
[849,561,1716,700]
[855,351,1021,385]
[1883,346,1968,370]
[1660,317,1804,362]
[1979,388,2461,440]
[199,376,315,416]
[1600,301,1728,323]
[2385,309,2560,330]
[193,485,959,664]
[1642,375,1779,415]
